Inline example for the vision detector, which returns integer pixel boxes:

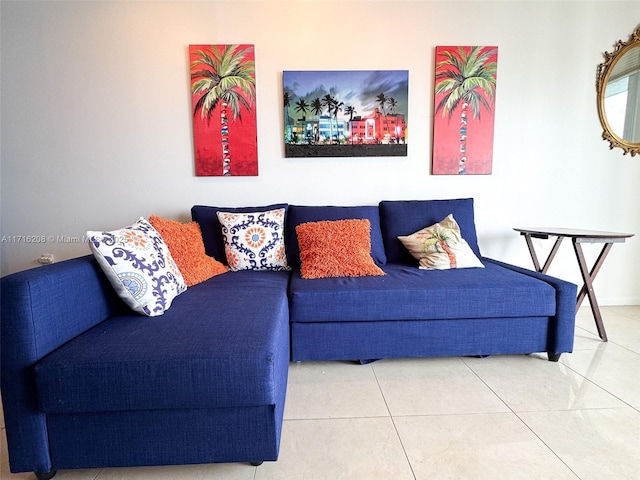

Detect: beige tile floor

[2,306,639,480]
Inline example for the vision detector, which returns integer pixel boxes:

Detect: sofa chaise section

[1,256,290,477]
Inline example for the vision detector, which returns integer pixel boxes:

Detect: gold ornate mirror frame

[596,26,640,156]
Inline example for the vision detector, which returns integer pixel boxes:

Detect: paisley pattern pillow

[216,208,289,271]
[87,218,187,316]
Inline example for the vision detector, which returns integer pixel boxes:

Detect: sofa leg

[250,461,263,466]
[548,352,561,362]
[34,471,57,480]
[356,359,379,365]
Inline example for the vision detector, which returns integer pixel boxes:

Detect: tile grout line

[91,470,104,480]
[574,324,640,355]
[559,361,638,412]
[459,355,583,480]
[370,362,417,480]
[509,410,582,480]
[565,319,640,409]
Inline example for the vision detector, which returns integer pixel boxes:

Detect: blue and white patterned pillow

[87,218,187,316]
[216,208,289,271]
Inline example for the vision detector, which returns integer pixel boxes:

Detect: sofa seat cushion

[289,261,556,323]
[35,270,290,414]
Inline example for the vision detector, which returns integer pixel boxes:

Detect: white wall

[1,0,639,304]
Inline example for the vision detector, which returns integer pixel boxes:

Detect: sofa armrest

[1,255,119,473]
[482,257,577,356]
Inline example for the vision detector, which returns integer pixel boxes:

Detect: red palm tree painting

[190,44,258,176]
[432,46,498,175]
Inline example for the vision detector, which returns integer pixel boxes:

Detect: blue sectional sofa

[1,198,576,478]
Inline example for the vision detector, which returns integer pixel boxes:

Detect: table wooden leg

[542,236,564,274]
[572,240,613,342]
[523,234,542,272]
[523,233,563,274]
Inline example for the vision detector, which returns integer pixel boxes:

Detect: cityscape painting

[283,70,408,157]
[432,46,498,175]
[190,44,258,176]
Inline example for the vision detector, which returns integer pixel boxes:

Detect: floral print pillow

[216,208,289,271]
[87,218,187,316]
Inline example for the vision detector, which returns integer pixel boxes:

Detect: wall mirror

[596,26,640,156]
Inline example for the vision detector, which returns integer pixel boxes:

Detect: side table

[514,227,634,342]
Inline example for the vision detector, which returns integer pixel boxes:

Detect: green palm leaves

[435,46,497,120]
[191,45,255,122]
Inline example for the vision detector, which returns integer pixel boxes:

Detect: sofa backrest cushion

[191,204,289,264]
[285,205,386,269]
[379,198,481,264]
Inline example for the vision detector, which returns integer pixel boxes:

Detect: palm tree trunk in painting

[459,102,468,174]
[221,102,230,175]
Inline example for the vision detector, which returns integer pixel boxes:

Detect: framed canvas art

[190,44,258,176]
[432,46,498,175]
[283,70,408,157]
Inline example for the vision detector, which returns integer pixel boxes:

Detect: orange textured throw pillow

[296,219,385,279]
[149,215,227,286]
